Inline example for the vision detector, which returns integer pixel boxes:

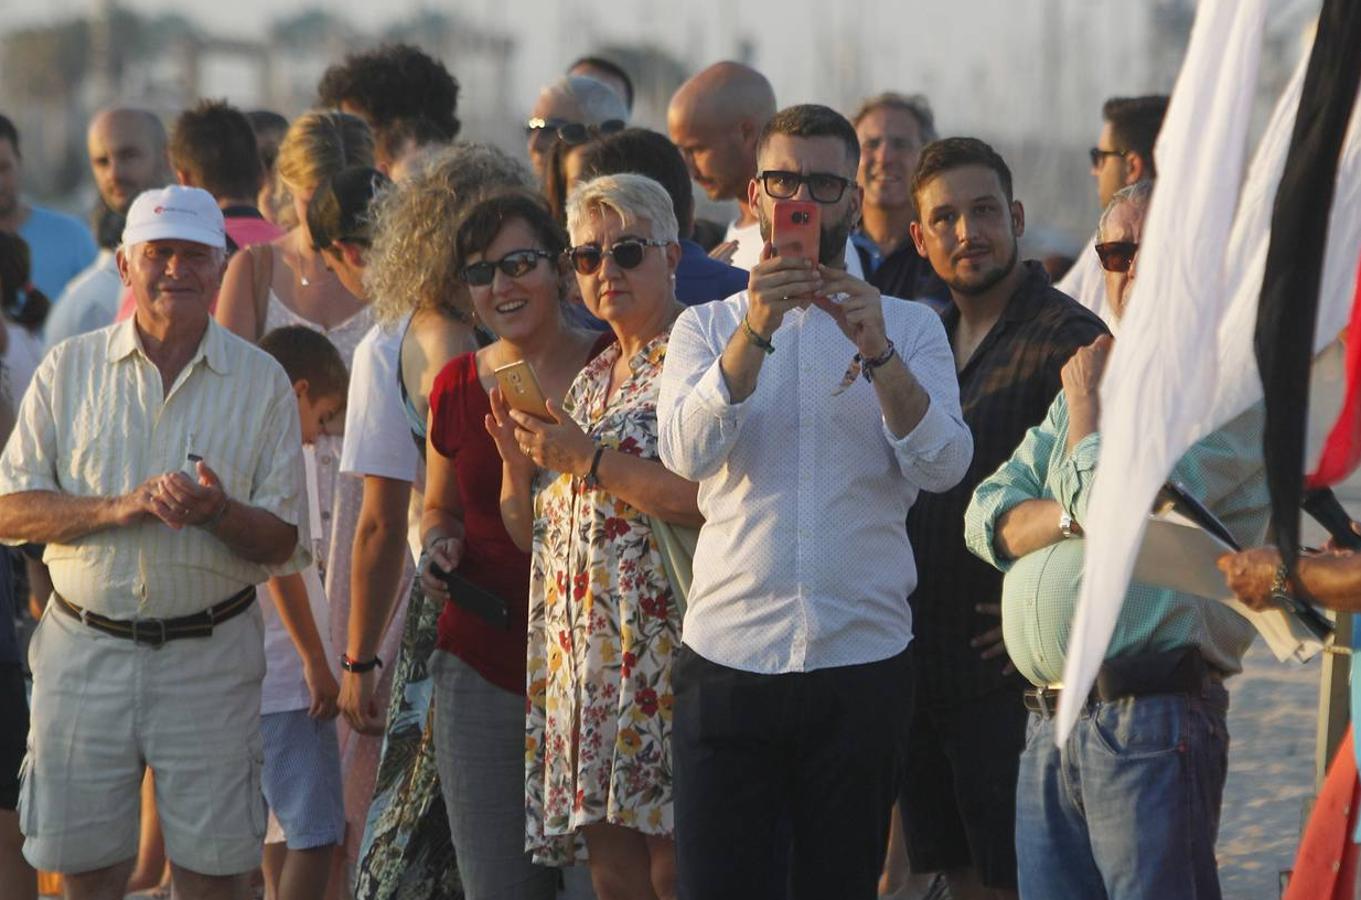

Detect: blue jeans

[1015,680,1230,900]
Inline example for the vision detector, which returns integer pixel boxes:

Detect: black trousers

[672,643,914,900]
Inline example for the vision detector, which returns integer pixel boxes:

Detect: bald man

[524,75,628,183]
[667,62,776,269]
[87,108,171,217]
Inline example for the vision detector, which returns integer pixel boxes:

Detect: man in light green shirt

[963,181,1268,899]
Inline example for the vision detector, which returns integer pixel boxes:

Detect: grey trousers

[431,650,560,900]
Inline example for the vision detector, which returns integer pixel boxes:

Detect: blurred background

[0,0,1322,267]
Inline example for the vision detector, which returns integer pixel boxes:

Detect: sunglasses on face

[525,118,626,147]
[1089,147,1126,167]
[1095,241,1139,273]
[758,170,852,204]
[460,249,556,286]
[567,238,668,275]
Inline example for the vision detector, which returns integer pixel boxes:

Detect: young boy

[256,325,350,900]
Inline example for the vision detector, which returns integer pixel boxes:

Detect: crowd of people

[0,38,1316,900]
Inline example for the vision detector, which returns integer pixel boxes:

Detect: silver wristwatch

[1059,511,1078,539]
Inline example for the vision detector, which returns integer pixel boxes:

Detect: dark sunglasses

[460,249,556,286]
[1094,241,1139,273]
[1089,147,1126,167]
[568,238,668,275]
[525,118,626,146]
[758,169,852,204]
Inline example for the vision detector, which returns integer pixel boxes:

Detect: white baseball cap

[121,185,226,249]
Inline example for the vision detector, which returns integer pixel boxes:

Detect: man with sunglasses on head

[524,76,628,183]
[894,137,1106,900]
[964,180,1266,900]
[658,104,973,900]
[1057,95,1169,319]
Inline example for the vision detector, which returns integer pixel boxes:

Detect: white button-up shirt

[658,292,972,674]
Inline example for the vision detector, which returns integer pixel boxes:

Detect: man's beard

[947,238,1019,296]
[757,204,855,267]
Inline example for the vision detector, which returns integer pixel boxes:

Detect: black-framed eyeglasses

[525,118,626,147]
[567,238,668,275]
[758,170,852,203]
[1094,241,1139,273]
[460,249,556,286]
[1089,146,1126,167]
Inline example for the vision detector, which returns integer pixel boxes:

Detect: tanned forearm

[207,499,298,566]
[494,465,534,553]
[994,499,1067,561]
[594,452,702,527]
[1297,554,1361,611]
[348,476,412,659]
[267,572,329,669]
[0,490,134,544]
[718,326,773,404]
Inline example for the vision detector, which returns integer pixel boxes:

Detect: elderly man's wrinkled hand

[152,465,226,530]
[1217,547,1282,611]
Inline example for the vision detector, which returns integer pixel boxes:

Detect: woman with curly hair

[348,143,534,900]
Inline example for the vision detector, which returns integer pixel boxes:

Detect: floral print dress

[525,329,682,864]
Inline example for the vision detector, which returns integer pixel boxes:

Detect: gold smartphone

[493,359,552,421]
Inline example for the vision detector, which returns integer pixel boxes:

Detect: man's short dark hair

[757,104,861,172]
[308,166,390,252]
[259,325,349,401]
[316,44,461,140]
[912,137,1014,205]
[1102,95,1169,178]
[0,114,18,156]
[578,128,694,237]
[375,116,449,168]
[170,100,265,200]
[569,56,634,110]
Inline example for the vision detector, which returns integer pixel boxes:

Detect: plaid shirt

[906,261,1107,707]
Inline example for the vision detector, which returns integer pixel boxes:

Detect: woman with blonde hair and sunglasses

[487,174,701,900]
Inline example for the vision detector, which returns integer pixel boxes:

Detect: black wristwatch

[583,446,606,489]
[340,653,383,673]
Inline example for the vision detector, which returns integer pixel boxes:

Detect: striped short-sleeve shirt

[0,318,309,619]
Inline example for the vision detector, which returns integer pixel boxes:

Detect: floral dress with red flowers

[525,329,681,864]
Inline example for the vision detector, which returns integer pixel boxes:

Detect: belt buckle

[130,617,168,648]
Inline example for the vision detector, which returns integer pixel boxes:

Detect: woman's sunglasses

[567,239,668,276]
[1094,241,1139,273]
[460,249,556,287]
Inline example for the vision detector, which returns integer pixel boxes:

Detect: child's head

[259,325,349,443]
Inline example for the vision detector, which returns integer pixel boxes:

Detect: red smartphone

[771,200,821,261]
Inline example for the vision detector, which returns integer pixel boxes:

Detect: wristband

[740,316,775,354]
[583,446,606,490]
[340,653,383,673]
[856,339,897,383]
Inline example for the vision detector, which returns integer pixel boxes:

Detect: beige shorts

[18,598,267,876]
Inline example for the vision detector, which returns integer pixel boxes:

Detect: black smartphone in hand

[433,565,511,630]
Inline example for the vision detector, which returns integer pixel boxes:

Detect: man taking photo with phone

[658,104,973,900]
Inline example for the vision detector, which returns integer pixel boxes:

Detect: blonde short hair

[367,142,532,324]
[565,173,678,246]
[276,110,374,193]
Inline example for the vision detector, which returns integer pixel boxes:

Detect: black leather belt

[1023,646,1215,719]
[52,586,256,648]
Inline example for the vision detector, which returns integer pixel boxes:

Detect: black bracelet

[740,316,775,354]
[584,446,606,489]
[856,339,897,383]
[340,653,383,673]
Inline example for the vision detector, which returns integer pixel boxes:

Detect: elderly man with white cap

[0,185,309,899]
